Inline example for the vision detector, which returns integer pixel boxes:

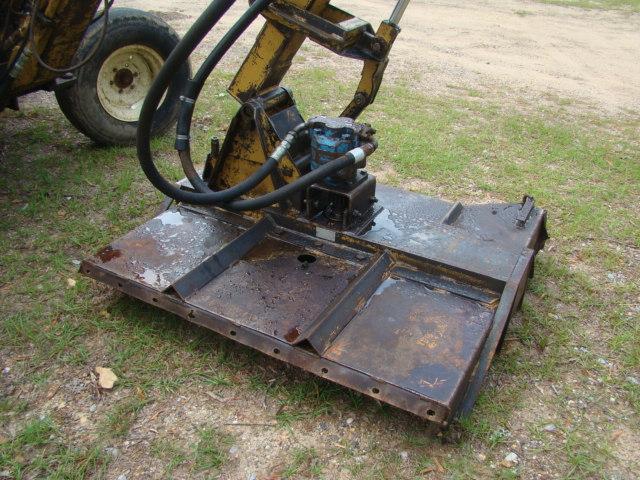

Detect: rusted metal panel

[186,235,362,344]
[324,273,494,412]
[81,186,547,426]
[90,208,243,291]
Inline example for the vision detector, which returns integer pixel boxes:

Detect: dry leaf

[66,278,76,288]
[135,385,146,400]
[46,383,61,399]
[95,367,118,389]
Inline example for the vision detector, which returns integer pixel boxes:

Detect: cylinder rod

[388,0,411,26]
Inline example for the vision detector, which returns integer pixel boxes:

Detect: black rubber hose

[180,120,309,195]
[175,0,273,194]
[138,0,272,205]
[225,142,377,211]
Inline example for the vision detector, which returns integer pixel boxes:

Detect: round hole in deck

[427,409,436,416]
[273,348,280,354]
[297,254,316,264]
[321,368,328,374]
[117,282,122,288]
[371,387,380,394]
[152,298,158,303]
[230,330,236,336]
[188,310,195,319]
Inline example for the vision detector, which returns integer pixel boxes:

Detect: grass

[281,447,323,478]
[0,62,638,479]
[192,427,233,473]
[150,438,187,478]
[101,396,149,438]
[536,0,640,12]
[0,417,110,478]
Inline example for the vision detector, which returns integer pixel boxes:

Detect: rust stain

[416,322,447,350]
[284,326,301,342]
[96,245,121,263]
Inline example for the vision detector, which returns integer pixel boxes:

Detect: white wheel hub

[97,44,164,122]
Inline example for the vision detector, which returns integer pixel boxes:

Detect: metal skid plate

[81,186,546,426]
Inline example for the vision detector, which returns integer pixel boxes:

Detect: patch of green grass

[150,438,187,478]
[0,417,109,478]
[101,396,149,438]
[536,0,640,12]
[563,425,612,478]
[281,447,323,478]
[0,397,29,417]
[192,427,233,473]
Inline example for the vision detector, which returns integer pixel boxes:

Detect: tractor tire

[55,8,190,146]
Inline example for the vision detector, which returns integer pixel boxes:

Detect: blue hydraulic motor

[308,116,372,186]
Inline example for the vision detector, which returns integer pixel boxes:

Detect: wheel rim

[97,45,165,122]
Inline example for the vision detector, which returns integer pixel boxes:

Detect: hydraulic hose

[137,0,265,205]
[179,121,309,198]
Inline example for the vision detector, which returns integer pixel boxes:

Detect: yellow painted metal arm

[228,0,401,119]
[341,20,400,119]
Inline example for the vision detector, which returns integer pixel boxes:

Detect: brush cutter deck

[81,185,546,425]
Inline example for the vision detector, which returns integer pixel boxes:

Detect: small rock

[71,259,81,267]
[89,404,97,413]
[606,272,625,283]
[116,475,127,480]
[597,358,612,367]
[501,452,519,467]
[66,278,77,288]
[345,417,354,426]
[0,471,11,479]
[476,453,487,462]
[543,424,557,433]
[105,447,119,458]
[95,366,118,390]
[65,378,86,394]
[626,376,639,386]
[399,451,409,462]
[229,446,239,456]
[247,474,257,480]
[1,367,9,375]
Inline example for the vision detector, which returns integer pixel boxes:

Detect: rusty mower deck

[81,185,546,426]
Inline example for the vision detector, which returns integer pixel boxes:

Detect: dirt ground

[125,0,640,114]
